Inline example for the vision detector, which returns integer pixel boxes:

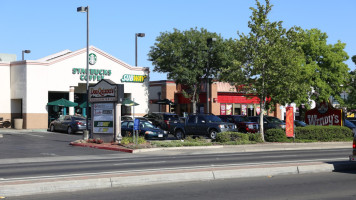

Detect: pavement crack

[212,171,216,180]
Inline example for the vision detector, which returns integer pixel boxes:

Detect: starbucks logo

[89,53,97,65]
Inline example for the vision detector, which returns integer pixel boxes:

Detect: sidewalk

[0,128,47,133]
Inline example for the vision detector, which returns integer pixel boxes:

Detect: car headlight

[145,131,154,135]
[280,124,286,129]
[164,131,168,134]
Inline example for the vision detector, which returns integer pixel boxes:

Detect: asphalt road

[10,170,356,200]
[0,131,352,180]
[0,147,350,180]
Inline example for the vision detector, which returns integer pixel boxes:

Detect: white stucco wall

[26,63,49,113]
[0,63,11,113]
[5,46,149,129]
[44,46,149,115]
[10,63,27,110]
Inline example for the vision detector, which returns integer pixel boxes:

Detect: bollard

[83,130,89,140]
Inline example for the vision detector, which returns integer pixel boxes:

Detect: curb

[70,142,134,153]
[1,161,356,197]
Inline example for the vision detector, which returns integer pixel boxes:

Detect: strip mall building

[149,80,283,119]
[0,46,149,129]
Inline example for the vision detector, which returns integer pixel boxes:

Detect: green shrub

[295,126,353,141]
[249,133,263,143]
[121,136,146,145]
[265,129,288,142]
[216,132,251,144]
[264,126,353,142]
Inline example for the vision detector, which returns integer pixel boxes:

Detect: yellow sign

[121,74,147,83]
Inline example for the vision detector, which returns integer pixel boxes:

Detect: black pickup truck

[169,114,237,140]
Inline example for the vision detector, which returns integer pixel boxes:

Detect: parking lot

[0,131,124,159]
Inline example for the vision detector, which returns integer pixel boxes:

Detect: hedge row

[264,125,353,142]
[216,132,263,144]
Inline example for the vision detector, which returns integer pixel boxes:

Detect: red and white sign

[286,106,294,137]
[89,79,118,103]
[305,101,342,126]
[220,104,226,115]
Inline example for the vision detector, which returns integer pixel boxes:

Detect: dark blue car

[121,120,168,140]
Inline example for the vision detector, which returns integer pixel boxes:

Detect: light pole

[77,6,90,138]
[135,33,145,66]
[22,50,31,60]
[206,38,216,114]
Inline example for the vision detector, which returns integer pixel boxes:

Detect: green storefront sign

[72,68,112,81]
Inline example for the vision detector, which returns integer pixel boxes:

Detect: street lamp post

[77,6,90,138]
[206,38,216,114]
[135,33,145,66]
[22,50,31,60]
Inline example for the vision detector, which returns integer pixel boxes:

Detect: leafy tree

[148,28,232,113]
[220,0,308,141]
[292,28,350,104]
[345,61,356,110]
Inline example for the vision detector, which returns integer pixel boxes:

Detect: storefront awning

[154,99,174,105]
[122,98,139,106]
[79,101,91,108]
[47,98,78,107]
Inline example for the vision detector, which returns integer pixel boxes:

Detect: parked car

[169,113,237,140]
[347,118,356,126]
[348,119,356,161]
[218,115,259,133]
[248,116,286,133]
[344,119,356,136]
[49,115,87,134]
[121,120,168,140]
[294,120,307,127]
[143,112,179,131]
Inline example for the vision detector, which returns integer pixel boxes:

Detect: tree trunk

[192,84,197,114]
[259,101,265,142]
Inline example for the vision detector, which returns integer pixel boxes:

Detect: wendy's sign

[305,101,343,126]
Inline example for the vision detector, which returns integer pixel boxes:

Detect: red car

[218,115,259,133]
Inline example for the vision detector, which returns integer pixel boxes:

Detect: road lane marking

[113,161,166,165]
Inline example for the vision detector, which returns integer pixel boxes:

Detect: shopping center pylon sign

[305,101,343,126]
[89,79,124,142]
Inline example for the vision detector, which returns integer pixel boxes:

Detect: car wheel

[50,125,55,132]
[209,129,218,140]
[175,129,185,140]
[67,127,73,134]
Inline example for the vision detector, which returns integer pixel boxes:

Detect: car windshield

[163,115,179,121]
[295,121,307,126]
[141,121,155,129]
[206,115,223,123]
[233,116,249,122]
[266,117,283,123]
[73,116,85,120]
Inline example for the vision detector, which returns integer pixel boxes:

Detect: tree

[345,58,356,110]
[220,0,308,141]
[148,28,232,113]
[292,28,350,104]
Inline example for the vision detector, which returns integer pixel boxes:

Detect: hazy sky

[1,0,355,81]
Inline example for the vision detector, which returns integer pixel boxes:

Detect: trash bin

[14,118,23,130]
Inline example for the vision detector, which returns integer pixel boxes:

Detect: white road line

[113,161,166,165]
[28,134,44,137]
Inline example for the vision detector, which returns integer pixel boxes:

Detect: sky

[1,0,356,81]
